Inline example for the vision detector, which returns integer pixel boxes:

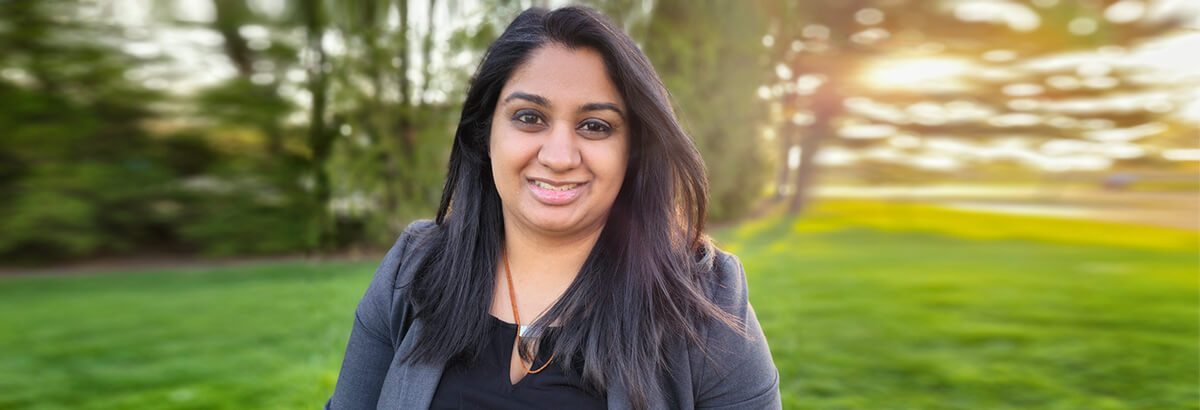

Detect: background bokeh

[1,0,1196,408]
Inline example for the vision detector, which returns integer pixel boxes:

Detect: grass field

[720,202,1197,409]
[1,201,1196,409]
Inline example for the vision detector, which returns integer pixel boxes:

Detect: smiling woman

[325,6,779,410]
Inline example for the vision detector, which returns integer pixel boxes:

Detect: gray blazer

[325,221,781,409]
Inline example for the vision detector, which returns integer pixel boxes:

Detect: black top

[429,315,606,409]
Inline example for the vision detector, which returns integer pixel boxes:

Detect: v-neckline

[491,315,535,389]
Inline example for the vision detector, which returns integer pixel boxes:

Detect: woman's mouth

[533,180,577,190]
[528,178,586,205]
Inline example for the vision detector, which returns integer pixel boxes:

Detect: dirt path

[0,249,385,278]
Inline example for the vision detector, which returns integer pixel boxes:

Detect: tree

[642,0,772,221]
[320,0,504,243]
[300,0,337,252]
[158,0,500,252]
[0,0,176,261]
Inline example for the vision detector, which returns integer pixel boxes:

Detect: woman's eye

[513,110,545,126]
[578,119,612,136]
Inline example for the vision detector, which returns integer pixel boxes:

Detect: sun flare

[859,57,973,91]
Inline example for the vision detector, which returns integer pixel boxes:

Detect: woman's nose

[537,122,581,172]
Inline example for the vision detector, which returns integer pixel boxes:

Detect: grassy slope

[0,200,1195,409]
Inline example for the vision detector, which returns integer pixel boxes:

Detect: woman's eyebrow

[580,102,624,120]
[504,91,624,119]
[503,91,550,108]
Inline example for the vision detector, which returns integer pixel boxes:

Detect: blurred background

[0,0,1196,408]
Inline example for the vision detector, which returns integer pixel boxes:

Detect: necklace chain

[503,251,555,374]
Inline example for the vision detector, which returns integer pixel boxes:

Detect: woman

[326,6,779,410]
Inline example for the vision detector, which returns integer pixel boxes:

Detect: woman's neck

[499,219,603,315]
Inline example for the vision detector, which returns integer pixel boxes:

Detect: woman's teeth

[533,181,577,191]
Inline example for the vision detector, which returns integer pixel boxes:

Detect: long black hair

[404,6,738,408]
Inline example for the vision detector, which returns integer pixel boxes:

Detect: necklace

[503,251,555,374]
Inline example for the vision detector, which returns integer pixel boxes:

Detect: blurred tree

[158,0,314,256]
[642,0,772,221]
[300,0,337,252]
[760,0,1195,215]
[0,0,177,262]
[320,0,503,244]
[153,0,501,253]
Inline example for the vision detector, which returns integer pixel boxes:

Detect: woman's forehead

[500,44,625,111]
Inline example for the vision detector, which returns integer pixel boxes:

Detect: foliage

[643,0,772,221]
[3,0,1193,264]
[0,0,506,262]
[0,0,176,261]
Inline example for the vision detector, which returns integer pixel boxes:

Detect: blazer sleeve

[693,251,782,410]
[325,221,426,409]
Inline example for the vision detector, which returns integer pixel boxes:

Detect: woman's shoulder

[389,219,437,285]
[688,244,782,407]
[385,219,437,252]
[360,219,438,295]
[400,219,437,241]
[689,242,763,359]
[701,244,752,315]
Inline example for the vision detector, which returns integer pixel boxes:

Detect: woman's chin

[522,211,599,236]
[529,216,581,234]
[506,197,610,237]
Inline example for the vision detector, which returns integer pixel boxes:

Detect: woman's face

[489,44,629,238]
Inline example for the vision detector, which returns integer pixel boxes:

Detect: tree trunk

[774,119,795,201]
[788,81,842,215]
[388,0,412,229]
[303,0,335,253]
[418,0,437,103]
[212,0,253,77]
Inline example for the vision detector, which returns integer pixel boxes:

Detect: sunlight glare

[860,58,973,91]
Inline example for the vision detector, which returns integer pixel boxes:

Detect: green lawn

[0,260,378,409]
[1,201,1196,409]
[717,201,1198,410]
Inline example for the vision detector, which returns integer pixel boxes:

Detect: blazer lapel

[375,318,445,409]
